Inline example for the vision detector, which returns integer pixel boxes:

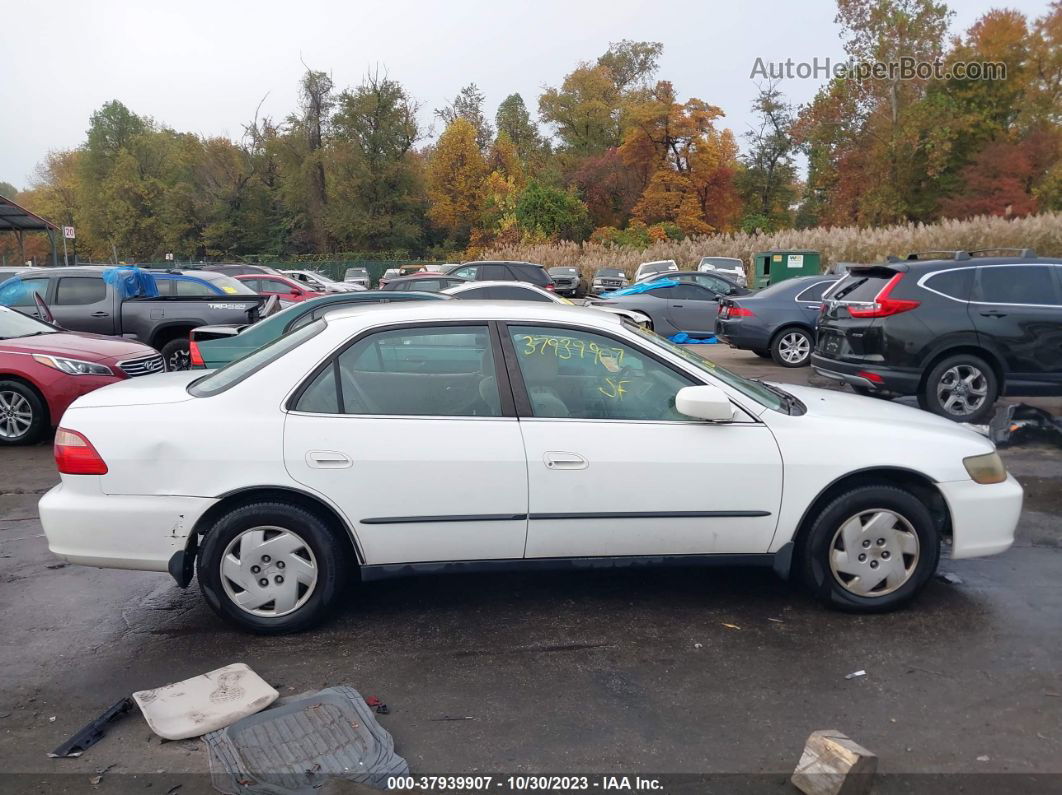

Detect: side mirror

[34,293,58,327]
[675,385,734,422]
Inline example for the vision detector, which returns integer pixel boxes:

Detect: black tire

[770,326,814,368]
[197,501,351,634]
[0,379,47,446]
[160,338,192,371]
[752,349,772,359]
[797,485,940,613]
[920,353,998,423]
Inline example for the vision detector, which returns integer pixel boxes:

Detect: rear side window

[55,277,107,305]
[492,285,551,302]
[480,264,511,280]
[454,286,492,300]
[795,281,835,302]
[512,264,549,286]
[922,269,973,301]
[832,272,892,302]
[974,265,1060,306]
[174,279,216,296]
[189,319,325,397]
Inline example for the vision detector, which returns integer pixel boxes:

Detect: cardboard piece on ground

[132,663,278,740]
[791,729,877,795]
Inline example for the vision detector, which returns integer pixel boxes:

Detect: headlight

[32,354,114,376]
[963,452,1007,484]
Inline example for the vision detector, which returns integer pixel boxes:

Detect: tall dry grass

[479,212,1062,279]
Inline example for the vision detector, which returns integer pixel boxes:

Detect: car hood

[70,370,203,408]
[779,383,988,438]
[0,331,154,362]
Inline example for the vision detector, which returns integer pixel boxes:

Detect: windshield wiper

[750,378,800,413]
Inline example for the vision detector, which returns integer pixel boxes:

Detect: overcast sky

[1,0,1053,189]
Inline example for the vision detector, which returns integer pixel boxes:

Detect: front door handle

[90,311,110,318]
[544,451,588,470]
[306,450,352,469]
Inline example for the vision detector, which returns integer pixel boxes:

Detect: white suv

[698,257,747,287]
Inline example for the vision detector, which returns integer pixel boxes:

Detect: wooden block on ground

[791,729,877,795]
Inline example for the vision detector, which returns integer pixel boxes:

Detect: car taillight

[728,307,755,317]
[858,370,885,384]
[54,428,108,475]
[847,274,920,318]
[189,339,205,368]
[544,283,555,291]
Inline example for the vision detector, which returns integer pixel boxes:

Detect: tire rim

[0,391,33,439]
[166,348,191,371]
[936,364,988,416]
[220,526,318,617]
[828,509,920,597]
[778,332,811,364]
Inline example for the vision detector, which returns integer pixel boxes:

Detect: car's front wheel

[161,339,191,371]
[798,485,940,612]
[0,380,46,445]
[197,501,350,633]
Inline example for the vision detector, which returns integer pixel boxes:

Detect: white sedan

[39,302,1022,633]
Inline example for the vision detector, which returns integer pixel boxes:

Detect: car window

[492,285,551,302]
[513,265,550,286]
[190,319,325,398]
[201,274,257,295]
[668,284,717,300]
[9,278,49,307]
[795,281,835,302]
[294,325,500,417]
[151,278,174,296]
[286,308,319,331]
[239,278,261,292]
[921,269,972,301]
[480,264,510,280]
[173,279,216,296]
[451,267,477,280]
[974,265,1059,306]
[408,279,445,292]
[258,278,290,293]
[832,272,892,302]
[508,325,695,421]
[55,277,107,305]
[453,286,493,300]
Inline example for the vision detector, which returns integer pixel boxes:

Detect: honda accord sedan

[39,302,1022,633]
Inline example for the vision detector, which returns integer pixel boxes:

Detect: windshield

[0,306,57,339]
[190,318,325,397]
[628,325,786,412]
[597,269,624,277]
[199,273,258,295]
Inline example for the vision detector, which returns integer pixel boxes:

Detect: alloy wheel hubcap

[828,509,920,597]
[166,349,191,371]
[0,391,33,439]
[937,365,988,415]
[220,526,318,617]
[779,332,811,364]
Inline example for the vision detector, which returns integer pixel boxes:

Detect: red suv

[235,274,324,303]
[0,307,163,445]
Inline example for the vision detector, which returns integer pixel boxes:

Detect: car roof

[860,254,1062,274]
[322,298,622,328]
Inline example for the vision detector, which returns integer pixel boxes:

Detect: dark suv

[811,250,1062,423]
[446,261,555,291]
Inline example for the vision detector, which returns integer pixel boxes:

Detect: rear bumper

[39,482,217,572]
[715,320,769,350]
[939,474,1023,559]
[810,354,922,394]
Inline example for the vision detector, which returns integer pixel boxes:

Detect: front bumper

[939,474,1023,559]
[810,353,922,395]
[39,482,217,572]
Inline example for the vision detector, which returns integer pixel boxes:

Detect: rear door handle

[90,311,110,318]
[306,450,352,469]
[979,310,1007,318]
[544,452,588,470]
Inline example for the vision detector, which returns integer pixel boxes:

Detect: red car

[0,306,163,445]
[235,274,324,303]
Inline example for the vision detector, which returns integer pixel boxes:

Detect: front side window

[451,266,477,280]
[6,278,49,307]
[294,325,501,417]
[975,265,1059,306]
[55,277,107,305]
[508,325,695,421]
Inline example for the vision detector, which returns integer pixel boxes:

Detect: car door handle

[90,311,110,318]
[305,450,352,469]
[979,310,1007,318]
[544,452,588,470]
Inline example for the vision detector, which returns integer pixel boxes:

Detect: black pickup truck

[3,266,263,370]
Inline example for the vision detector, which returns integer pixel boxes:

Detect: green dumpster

[752,250,822,287]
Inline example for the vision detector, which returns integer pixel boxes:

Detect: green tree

[495,93,547,168]
[515,181,590,240]
[0,181,18,199]
[436,84,494,152]
[737,82,797,230]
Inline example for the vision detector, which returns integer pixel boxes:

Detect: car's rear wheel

[197,501,350,633]
[920,354,998,423]
[798,485,939,612]
[0,380,46,446]
[161,339,191,371]
[770,327,813,367]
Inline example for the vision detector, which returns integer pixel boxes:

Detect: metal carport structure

[0,194,58,266]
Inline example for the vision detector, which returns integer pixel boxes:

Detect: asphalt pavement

[1,346,1059,792]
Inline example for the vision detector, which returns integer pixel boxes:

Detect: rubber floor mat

[204,686,408,794]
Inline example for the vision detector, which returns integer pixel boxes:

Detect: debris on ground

[767,618,784,623]
[936,572,964,585]
[977,755,990,762]
[845,670,867,680]
[89,763,116,785]
[49,697,135,758]
[984,403,1062,447]
[133,663,278,741]
[45,563,67,570]
[721,623,741,630]
[791,729,877,795]
[669,332,717,345]
[364,696,390,715]
[694,642,703,649]
[204,686,408,793]
[430,715,474,721]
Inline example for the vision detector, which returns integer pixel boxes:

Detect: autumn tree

[426,118,487,244]
[436,84,494,152]
[495,93,548,170]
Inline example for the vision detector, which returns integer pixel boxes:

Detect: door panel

[665,285,718,334]
[51,276,116,335]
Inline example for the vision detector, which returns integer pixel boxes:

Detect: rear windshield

[189,319,324,397]
[832,271,893,302]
